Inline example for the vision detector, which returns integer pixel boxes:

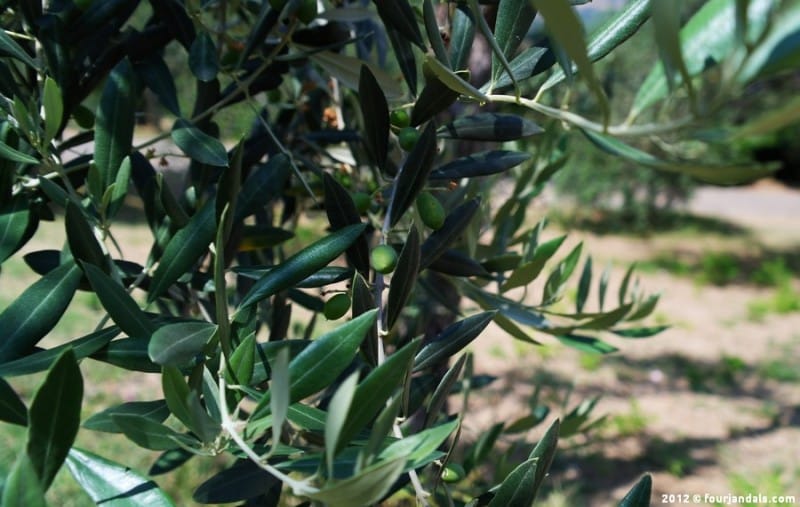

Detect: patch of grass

[747,283,800,322]
[647,438,695,478]
[698,252,741,286]
[725,466,798,507]
[751,258,794,287]
[609,400,650,437]
[578,353,603,372]
[685,355,747,392]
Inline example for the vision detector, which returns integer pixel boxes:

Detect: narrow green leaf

[626,293,661,321]
[0,28,39,69]
[733,95,800,139]
[171,119,228,167]
[556,334,617,354]
[651,0,695,102]
[486,46,556,92]
[0,195,32,264]
[611,325,669,339]
[138,56,182,116]
[487,457,539,507]
[464,421,504,473]
[387,226,420,331]
[576,257,592,314]
[323,173,370,275]
[532,0,609,123]
[338,338,422,452]
[420,198,480,269]
[411,70,462,127]
[467,0,517,94]
[325,372,359,475]
[108,155,132,220]
[42,77,63,143]
[618,263,636,306]
[66,448,177,507]
[94,59,135,200]
[619,474,653,507]
[234,154,291,221]
[83,263,153,340]
[351,272,378,366]
[91,337,162,373]
[148,321,217,367]
[502,235,567,292]
[379,418,459,466]
[162,366,193,430]
[528,418,560,500]
[739,0,800,82]
[251,310,377,419]
[385,27,418,96]
[423,55,488,102]
[438,113,542,141]
[429,249,491,278]
[192,460,277,504]
[371,0,424,48]
[423,0,450,67]
[388,123,438,227]
[237,223,367,310]
[305,457,406,507]
[227,333,256,386]
[148,201,216,302]
[424,353,466,428]
[358,65,389,173]
[112,415,198,451]
[150,448,194,476]
[0,376,27,426]
[542,0,650,91]
[598,263,611,311]
[83,400,170,433]
[414,312,496,371]
[491,0,538,85]
[1,453,46,507]
[449,3,476,70]
[189,32,219,82]
[0,140,38,164]
[65,202,106,270]
[27,349,83,490]
[430,150,531,180]
[581,129,777,184]
[542,242,583,304]
[269,347,290,453]
[0,262,81,363]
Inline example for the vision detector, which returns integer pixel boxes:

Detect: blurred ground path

[688,183,800,222]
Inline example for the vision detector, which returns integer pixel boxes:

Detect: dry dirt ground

[465,183,800,506]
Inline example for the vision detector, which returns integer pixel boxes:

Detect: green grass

[608,400,650,437]
[747,283,800,322]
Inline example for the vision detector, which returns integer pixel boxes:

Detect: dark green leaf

[0,140,38,164]
[487,458,539,507]
[611,326,669,339]
[0,327,119,377]
[424,354,466,428]
[234,154,291,221]
[618,263,636,305]
[1,453,46,507]
[237,225,295,252]
[559,396,600,437]
[411,70,462,126]
[464,421,504,473]
[430,150,530,180]
[66,448,177,506]
[619,474,652,507]
[429,249,490,278]
[251,310,377,419]
[408,137,461,206]
[372,0,424,48]
[137,56,182,116]
[171,119,228,167]
[0,262,81,363]
[556,334,617,354]
[65,202,106,270]
[306,457,406,507]
[323,173,370,275]
[387,226,420,330]
[581,129,777,184]
[414,311,496,371]
[424,0,450,67]
[148,321,217,367]
[112,414,198,451]
[439,113,542,141]
[420,198,480,269]
[0,195,33,264]
[0,29,38,68]
[423,55,488,102]
[487,46,557,92]
[149,448,194,476]
[93,59,136,200]
[83,263,154,340]
[358,65,389,172]
[189,32,219,82]
[449,3,476,70]
[739,1,800,82]
[91,337,162,373]
[148,201,216,302]
[337,338,421,452]
[491,0,537,85]
[27,349,83,490]
[42,77,63,144]
[542,0,649,91]
[626,293,661,321]
[234,266,353,288]
[193,460,277,504]
[351,272,378,366]
[461,282,550,330]
[162,366,193,430]
[308,50,404,99]
[528,418,560,500]
[237,223,367,310]
[386,26,418,95]
[83,400,170,433]
[576,257,592,313]
[0,376,27,426]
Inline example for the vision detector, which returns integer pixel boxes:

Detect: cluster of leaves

[1,0,798,505]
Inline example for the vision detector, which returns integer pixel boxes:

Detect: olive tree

[0,0,796,505]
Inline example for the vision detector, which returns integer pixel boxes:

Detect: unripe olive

[371,244,398,274]
[440,463,465,483]
[323,293,351,320]
[416,191,445,230]
[390,109,411,129]
[398,127,420,152]
[351,192,371,214]
[297,0,318,23]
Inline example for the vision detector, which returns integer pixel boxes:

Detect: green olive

[390,109,411,129]
[371,244,398,274]
[351,192,371,214]
[323,293,351,320]
[398,127,420,152]
[297,0,318,23]
[440,463,465,483]
[416,191,445,230]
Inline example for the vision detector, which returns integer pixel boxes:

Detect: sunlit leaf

[414,312,495,371]
[148,321,217,367]
[171,119,228,167]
